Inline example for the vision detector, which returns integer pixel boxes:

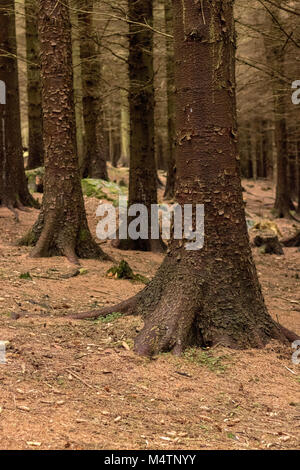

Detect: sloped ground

[0,178,299,450]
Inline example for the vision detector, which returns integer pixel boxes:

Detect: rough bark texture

[112,0,164,252]
[0,0,36,214]
[163,0,176,199]
[264,3,294,217]
[25,0,44,169]
[20,0,108,264]
[76,0,289,355]
[77,0,108,180]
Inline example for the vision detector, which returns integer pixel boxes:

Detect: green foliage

[95,312,123,324]
[79,228,88,242]
[183,348,228,373]
[19,272,32,280]
[106,260,149,284]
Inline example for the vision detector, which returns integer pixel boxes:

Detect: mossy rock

[81,178,127,202]
[26,167,45,193]
[106,260,149,284]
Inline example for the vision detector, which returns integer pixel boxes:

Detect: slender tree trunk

[119,88,130,167]
[20,0,108,264]
[0,0,36,214]
[112,0,164,252]
[77,0,288,354]
[25,0,44,169]
[264,4,294,217]
[70,0,85,172]
[77,0,108,180]
[250,120,257,180]
[297,140,300,213]
[164,0,176,199]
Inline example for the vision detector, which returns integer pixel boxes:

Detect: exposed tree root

[70,292,141,320]
[70,254,300,356]
[277,323,300,343]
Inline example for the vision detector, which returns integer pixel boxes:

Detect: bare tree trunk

[70,0,85,172]
[264,4,294,217]
[0,0,36,214]
[112,0,164,252]
[25,0,44,169]
[20,0,108,264]
[77,0,108,180]
[163,0,176,199]
[77,0,288,355]
[119,88,130,167]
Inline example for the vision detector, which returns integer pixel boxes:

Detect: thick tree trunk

[77,0,108,180]
[163,0,176,199]
[0,0,36,214]
[25,0,44,170]
[75,0,289,355]
[20,0,108,264]
[112,0,164,252]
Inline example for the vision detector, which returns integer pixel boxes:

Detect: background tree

[20,0,108,264]
[0,0,36,215]
[112,0,164,252]
[163,0,176,199]
[263,0,294,217]
[77,0,108,179]
[24,0,44,169]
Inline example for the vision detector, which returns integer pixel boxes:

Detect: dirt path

[0,179,299,450]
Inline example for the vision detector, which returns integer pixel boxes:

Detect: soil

[0,178,299,450]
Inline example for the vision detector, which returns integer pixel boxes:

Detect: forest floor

[0,176,299,450]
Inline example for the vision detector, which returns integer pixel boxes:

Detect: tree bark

[25,0,44,169]
[75,0,289,355]
[77,0,108,180]
[0,0,37,214]
[263,3,294,217]
[119,88,130,167]
[112,0,164,252]
[20,0,108,264]
[163,0,176,199]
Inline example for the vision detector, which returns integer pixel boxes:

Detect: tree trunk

[70,0,85,172]
[77,0,108,180]
[264,4,294,217]
[0,0,36,214]
[112,0,164,252]
[76,0,288,355]
[163,0,176,199]
[119,88,130,167]
[25,0,44,169]
[297,140,300,214]
[20,0,108,264]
